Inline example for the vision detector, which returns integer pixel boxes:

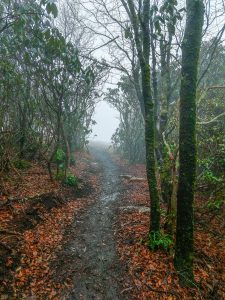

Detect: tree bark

[174,0,204,282]
[60,118,71,176]
[125,0,160,233]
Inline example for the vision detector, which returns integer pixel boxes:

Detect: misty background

[90,101,119,142]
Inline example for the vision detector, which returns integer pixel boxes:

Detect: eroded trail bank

[0,151,101,298]
[55,144,129,300]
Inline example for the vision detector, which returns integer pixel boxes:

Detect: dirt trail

[58,143,128,300]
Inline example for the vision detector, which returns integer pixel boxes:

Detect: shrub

[203,170,222,184]
[54,148,65,163]
[147,231,173,253]
[64,174,78,187]
[206,199,225,210]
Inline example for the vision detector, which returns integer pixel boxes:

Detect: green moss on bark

[174,0,204,283]
[126,0,161,234]
[142,64,160,233]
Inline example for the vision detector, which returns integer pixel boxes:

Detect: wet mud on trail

[55,143,130,300]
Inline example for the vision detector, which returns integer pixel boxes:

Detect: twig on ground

[134,272,181,299]
[120,287,133,294]
[0,230,22,236]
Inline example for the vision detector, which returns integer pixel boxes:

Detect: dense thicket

[0,0,106,182]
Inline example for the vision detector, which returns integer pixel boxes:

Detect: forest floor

[0,148,102,299]
[114,156,225,300]
[0,143,224,299]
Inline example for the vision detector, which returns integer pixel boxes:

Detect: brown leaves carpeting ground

[0,152,101,299]
[1,152,224,299]
[114,156,225,300]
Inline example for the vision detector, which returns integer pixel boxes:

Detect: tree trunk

[19,106,27,159]
[125,0,160,233]
[174,0,204,283]
[165,152,178,234]
[60,119,71,177]
[142,64,161,233]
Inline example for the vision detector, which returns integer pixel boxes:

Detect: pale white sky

[90,101,119,143]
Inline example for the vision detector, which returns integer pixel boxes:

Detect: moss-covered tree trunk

[174,0,204,282]
[142,65,160,233]
[125,0,160,233]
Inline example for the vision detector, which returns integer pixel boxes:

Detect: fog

[90,101,119,143]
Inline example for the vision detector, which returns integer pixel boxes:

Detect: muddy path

[56,143,129,300]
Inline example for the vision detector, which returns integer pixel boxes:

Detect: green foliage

[196,45,225,195]
[203,170,222,184]
[147,231,173,253]
[206,199,225,210]
[46,3,58,18]
[41,0,58,18]
[64,174,78,187]
[54,149,66,163]
[160,208,168,218]
[14,159,31,170]
[198,135,224,190]
[151,0,185,37]
[54,171,78,188]
[0,0,104,173]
